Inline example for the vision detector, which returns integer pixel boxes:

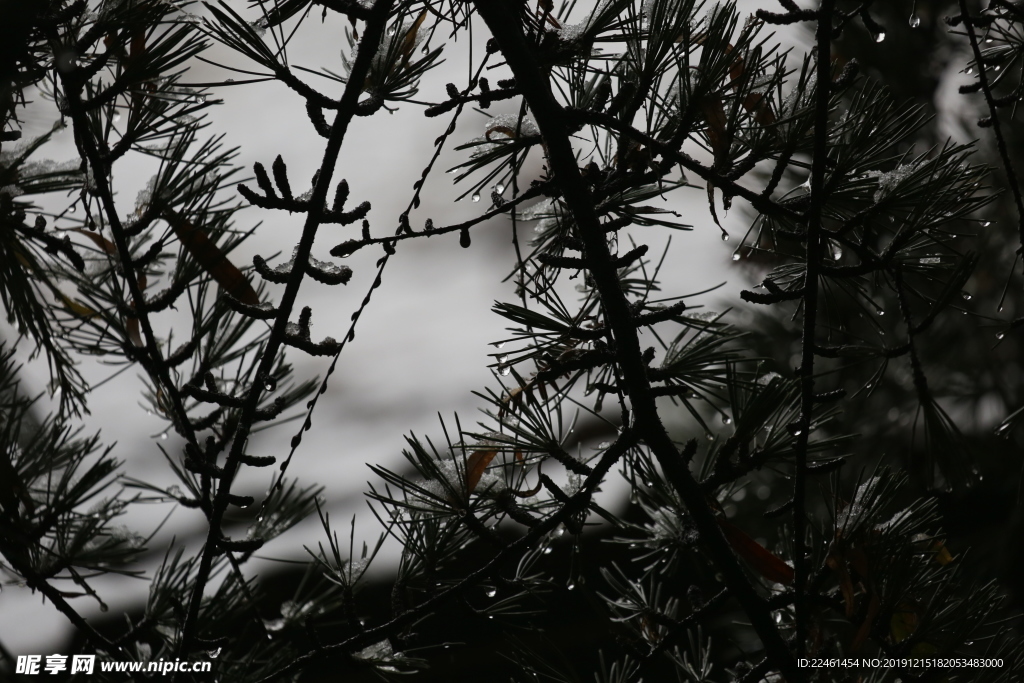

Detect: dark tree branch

[472,2,800,679]
[792,0,835,655]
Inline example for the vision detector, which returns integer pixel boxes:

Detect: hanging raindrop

[722,415,732,425]
[112,111,122,122]
[485,588,497,598]
[874,31,886,43]
[471,192,481,203]
[498,365,511,376]
[731,253,741,261]
[495,183,505,194]
[721,232,729,241]
[962,291,972,301]
[909,14,921,28]
[460,228,471,248]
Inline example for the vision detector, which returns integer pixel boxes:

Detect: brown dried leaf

[718,518,794,585]
[933,540,955,566]
[59,293,98,318]
[827,549,858,618]
[890,601,919,644]
[851,592,881,652]
[400,11,427,68]
[73,228,117,255]
[127,272,146,347]
[165,212,259,305]
[466,449,498,493]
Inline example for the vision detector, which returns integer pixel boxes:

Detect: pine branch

[175,0,398,664]
[472,2,799,677]
[957,0,1024,265]
[791,0,835,654]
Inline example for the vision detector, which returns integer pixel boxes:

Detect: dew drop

[471,192,481,203]
[485,588,497,598]
[731,253,741,261]
[542,546,552,554]
[553,525,566,538]
[160,432,168,440]
[460,228,471,248]
[100,604,109,613]
[705,432,715,441]
[226,78,235,83]
[874,31,886,43]
[566,582,575,591]
[909,13,921,28]
[722,415,732,425]
[264,378,277,391]
[997,332,1006,340]
[495,183,505,194]
[966,67,974,75]
[982,220,992,227]
[598,441,611,449]
[68,204,77,214]
[831,243,843,260]
[496,353,508,364]
[962,291,972,300]
[498,365,511,376]
[721,232,729,241]
[207,648,222,659]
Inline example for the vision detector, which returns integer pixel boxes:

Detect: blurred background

[3,0,1022,675]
